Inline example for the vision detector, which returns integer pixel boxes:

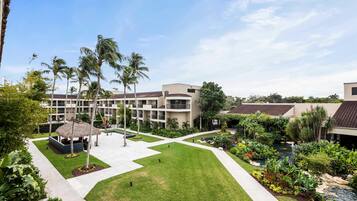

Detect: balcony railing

[167,104,190,109]
[159,115,165,120]
[151,115,157,119]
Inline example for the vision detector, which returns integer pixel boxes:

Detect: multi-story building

[42,83,201,129]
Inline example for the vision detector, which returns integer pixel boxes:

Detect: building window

[352,87,357,95]
[187,88,195,93]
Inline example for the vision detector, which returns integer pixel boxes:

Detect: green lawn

[30,132,58,139]
[33,140,110,179]
[183,132,231,147]
[105,128,162,142]
[129,134,162,142]
[86,143,252,201]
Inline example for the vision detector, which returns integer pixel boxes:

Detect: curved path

[29,130,277,201]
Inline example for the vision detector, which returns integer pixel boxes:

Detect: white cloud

[157,6,350,97]
[224,0,277,16]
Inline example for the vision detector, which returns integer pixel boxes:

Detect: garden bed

[33,140,109,178]
[72,164,106,177]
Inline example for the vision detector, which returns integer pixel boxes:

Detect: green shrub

[253,158,318,197]
[299,152,331,174]
[151,127,199,138]
[231,140,279,162]
[256,132,276,146]
[212,135,232,149]
[293,141,357,175]
[0,150,47,201]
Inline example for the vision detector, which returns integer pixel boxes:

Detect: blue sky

[1,0,357,97]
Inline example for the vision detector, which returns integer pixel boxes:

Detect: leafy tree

[224,96,244,110]
[199,81,226,129]
[69,86,77,95]
[266,93,283,103]
[20,70,50,101]
[283,96,304,103]
[80,35,123,161]
[0,84,47,157]
[128,52,149,136]
[111,66,135,146]
[41,56,66,136]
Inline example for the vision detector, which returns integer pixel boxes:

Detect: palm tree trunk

[86,78,100,168]
[134,83,139,135]
[70,82,82,155]
[64,78,69,123]
[49,77,56,138]
[123,85,127,147]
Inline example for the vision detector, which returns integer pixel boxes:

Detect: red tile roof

[333,101,357,128]
[229,104,294,116]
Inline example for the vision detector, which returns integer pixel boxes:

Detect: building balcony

[167,104,190,109]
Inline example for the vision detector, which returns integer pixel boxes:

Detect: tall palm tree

[128,52,149,136]
[80,35,122,169]
[62,67,76,123]
[69,62,90,156]
[69,86,77,95]
[41,56,66,137]
[110,66,135,146]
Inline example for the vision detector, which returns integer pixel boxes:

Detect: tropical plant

[0,84,47,157]
[62,67,76,123]
[128,52,149,136]
[230,140,279,162]
[167,118,179,130]
[0,150,47,201]
[41,56,66,137]
[253,158,318,197]
[110,66,135,146]
[182,121,190,130]
[80,35,123,169]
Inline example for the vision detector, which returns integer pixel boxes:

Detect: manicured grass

[276,195,299,201]
[129,134,162,142]
[183,132,231,147]
[30,132,58,139]
[105,128,162,142]
[33,140,109,179]
[86,143,252,201]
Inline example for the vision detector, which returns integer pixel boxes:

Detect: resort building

[228,102,341,118]
[42,83,201,129]
[330,82,357,147]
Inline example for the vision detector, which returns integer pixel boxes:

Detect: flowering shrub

[253,158,318,197]
[152,127,199,138]
[230,140,279,162]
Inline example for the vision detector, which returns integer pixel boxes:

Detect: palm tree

[80,35,122,169]
[62,67,76,123]
[41,56,66,137]
[101,90,113,132]
[69,62,90,156]
[110,66,135,146]
[128,52,149,136]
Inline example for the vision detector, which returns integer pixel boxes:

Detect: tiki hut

[49,121,101,153]
[56,121,101,138]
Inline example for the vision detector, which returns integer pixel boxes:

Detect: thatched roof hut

[56,122,101,138]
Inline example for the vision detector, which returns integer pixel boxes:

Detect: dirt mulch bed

[72,164,105,177]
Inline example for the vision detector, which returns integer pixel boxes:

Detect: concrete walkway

[27,141,84,201]
[30,130,277,201]
[177,140,277,201]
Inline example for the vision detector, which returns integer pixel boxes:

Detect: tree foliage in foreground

[0,84,47,157]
